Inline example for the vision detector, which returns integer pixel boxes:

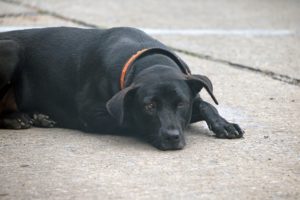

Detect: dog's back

[0,27,167,126]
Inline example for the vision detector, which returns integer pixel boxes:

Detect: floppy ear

[186,74,219,105]
[106,86,138,125]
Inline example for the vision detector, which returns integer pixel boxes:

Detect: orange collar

[119,48,191,90]
[120,48,148,89]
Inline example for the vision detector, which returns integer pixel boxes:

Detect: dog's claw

[29,119,34,125]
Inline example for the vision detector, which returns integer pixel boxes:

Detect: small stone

[20,164,30,167]
[264,135,269,139]
[269,97,274,100]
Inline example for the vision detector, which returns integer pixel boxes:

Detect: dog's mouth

[157,140,186,151]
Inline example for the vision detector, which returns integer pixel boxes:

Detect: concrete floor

[0,0,299,199]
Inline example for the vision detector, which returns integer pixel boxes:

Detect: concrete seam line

[0,0,102,28]
[172,47,300,87]
[0,12,38,18]
[141,28,295,36]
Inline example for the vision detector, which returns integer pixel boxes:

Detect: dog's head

[106,65,217,150]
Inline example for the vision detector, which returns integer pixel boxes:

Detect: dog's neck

[123,53,184,88]
[132,64,187,87]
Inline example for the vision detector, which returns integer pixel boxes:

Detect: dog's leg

[0,40,30,129]
[0,40,55,129]
[0,40,20,88]
[79,105,123,133]
[191,97,244,139]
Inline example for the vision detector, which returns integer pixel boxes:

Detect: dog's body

[0,27,243,150]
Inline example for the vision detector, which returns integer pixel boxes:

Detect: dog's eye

[144,102,156,113]
[177,102,187,108]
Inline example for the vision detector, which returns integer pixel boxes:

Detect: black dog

[0,27,244,150]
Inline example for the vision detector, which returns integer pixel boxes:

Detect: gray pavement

[0,0,300,199]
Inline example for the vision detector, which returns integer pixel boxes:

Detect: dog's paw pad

[32,113,56,128]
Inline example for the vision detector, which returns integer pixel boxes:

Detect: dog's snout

[156,128,186,150]
[163,129,180,142]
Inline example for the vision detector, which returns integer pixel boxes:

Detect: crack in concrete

[1,0,299,87]
[172,48,300,86]
[0,12,38,18]
[0,0,100,28]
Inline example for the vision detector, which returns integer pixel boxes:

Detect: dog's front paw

[32,113,56,128]
[0,112,33,129]
[208,118,244,139]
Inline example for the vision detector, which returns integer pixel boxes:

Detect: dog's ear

[186,74,219,105]
[106,86,138,125]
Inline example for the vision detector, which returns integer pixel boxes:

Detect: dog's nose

[163,129,180,142]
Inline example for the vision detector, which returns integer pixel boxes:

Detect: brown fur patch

[0,87,18,114]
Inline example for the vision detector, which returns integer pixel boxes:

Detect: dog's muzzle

[157,128,186,150]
